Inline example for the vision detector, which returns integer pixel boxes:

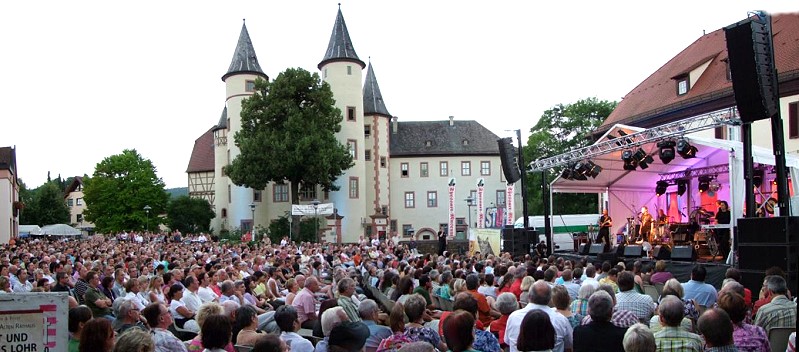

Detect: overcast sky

[2,1,795,189]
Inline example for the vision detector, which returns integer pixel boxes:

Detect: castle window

[427,191,438,207]
[349,177,359,199]
[221,208,227,218]
[67,198,73,207]
[273,184,289,202]
[481,161,491,176]
[420,162,429,177]
[245,80,256,92]
[404,192,415,208]
[440,162,448,176]
[364,125,371,137]
[347,66,352,75]
[76,198,83,206]
[347,107,356,121]
[365,149,371,161]
[789,102,798,139]
[676,75,689,95]
[253,189,262,202]
[380,157,386,168]
[347,139,357,159]
[299,183,317,201]
[461,161,471,176]
[401,163,409,177]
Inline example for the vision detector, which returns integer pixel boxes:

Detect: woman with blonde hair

[452,278,468,296]
[284,278,299,305]
[147,276,165,304]
[187,302,236,352]
[518,276,535,306]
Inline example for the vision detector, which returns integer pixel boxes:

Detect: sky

[2,1,796,189]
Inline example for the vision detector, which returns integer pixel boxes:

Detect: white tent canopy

[40,224,81,236]
[18,225,41,237]
[550,124,799,253]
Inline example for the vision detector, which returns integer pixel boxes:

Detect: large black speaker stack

[497,138,521,183]
[736,217,798,295]
[502,226,538,258]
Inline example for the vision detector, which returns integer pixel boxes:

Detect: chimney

[392,116,398,134]
[449,115,454,126]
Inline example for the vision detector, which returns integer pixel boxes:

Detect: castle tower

[319,7,366,243]
[218,20,268,233]
[211,107,227,232]
[362,61,392,238]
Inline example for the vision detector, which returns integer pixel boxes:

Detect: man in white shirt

[505,280,573,352]
[197,272,219,303]
[580,265,600,289]
[181,276,203,312]
[123,279,147,310]
[275,305,314,351]
[11,268,33,292]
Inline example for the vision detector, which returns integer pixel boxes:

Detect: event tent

[39,224,82,236]
[549,124,799,261]
[18,225,41,237]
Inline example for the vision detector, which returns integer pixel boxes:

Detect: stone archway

[415,227,436,241]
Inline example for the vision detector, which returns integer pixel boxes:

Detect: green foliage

[166,196,214,234]
[268,215,322,243]
[83,149,169,233]
[524,97,617,215]
[17,178,70,226]
[224,68,354,205]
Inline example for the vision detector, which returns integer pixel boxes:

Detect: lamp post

[465,196,475,229]
[287,212,293,243]
[311,199,320,242]
[249,203,256,239]
[143,205,151,232]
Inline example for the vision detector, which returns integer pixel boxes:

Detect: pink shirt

[292,287,316,323]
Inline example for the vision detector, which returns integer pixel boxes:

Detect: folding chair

[768,327,795,352]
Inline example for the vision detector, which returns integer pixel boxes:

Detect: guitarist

[638,206,654,243]
[597,209,612,252]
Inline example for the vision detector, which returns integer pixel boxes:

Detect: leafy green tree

[33,182,71,225]
[17,178,37,225]
[524,97,617,215]
[83,149,169,233]
[224,68,353,239]
[267,215,322,244]
[166,196,214,233]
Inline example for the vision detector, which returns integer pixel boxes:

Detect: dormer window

[462,139,469,146]
[676,75,689,95]
[425,140,432,147]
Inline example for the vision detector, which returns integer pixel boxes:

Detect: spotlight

[709,179,721,192]
[677,179,687,196]
[698,176,711,193]
[656,181,669,196]
[753,169,764,187]
[676,138,698,159]
[657,140,676,164]
[622,150,637,170]
[631,148,654,169]
[562,163,586,180]
[575,160,602,179]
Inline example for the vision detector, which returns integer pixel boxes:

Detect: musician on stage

[598,209,612,252]
[638,206,654,243]
[656,209,669,242]
[715,200,731,260]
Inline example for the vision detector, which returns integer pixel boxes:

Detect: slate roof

[597,12,799,134]
[389,120,501,156]
[222,21,267,81]
[186,127,215,173]
[318,8,365,70]
[0,147,16,174]
[363,62,391,117]
[213,107,228,131]
[64,176,83,197]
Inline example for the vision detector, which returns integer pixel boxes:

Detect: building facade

[187,9,517,243]
[64,176,93,230]
[0,147,19,244]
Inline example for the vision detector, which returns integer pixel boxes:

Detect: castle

[186,8,515,243]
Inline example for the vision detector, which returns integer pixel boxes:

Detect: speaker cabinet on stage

[497,138,521,183]
[671,246,696,261]
[623,245,643,258]
[653,245,670,260]
[737,217,798,244]
[738,244,798,271]
[589,244,604,255]
[614,244,626,256]
[739,269,798,301]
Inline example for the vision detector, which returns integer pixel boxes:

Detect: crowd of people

[0,231,796,352]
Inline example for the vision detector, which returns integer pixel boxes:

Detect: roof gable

[186,127,215,173]
[389,120,501,156]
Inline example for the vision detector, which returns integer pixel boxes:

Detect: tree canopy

[224,67,354,205]
[17,179,70,226]
[83,149,169,233]
[166,196,214,234]
[524,97,617,214]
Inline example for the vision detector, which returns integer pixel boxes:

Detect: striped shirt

[654,326,703,352]
[616,290,656,322]
[753,295,797,332]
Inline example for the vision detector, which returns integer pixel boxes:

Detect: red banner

[505,183,515,226]
[448,184,456,238]
[477,178,485,229]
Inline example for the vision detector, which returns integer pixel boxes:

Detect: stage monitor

[623,245,644,258]
[653,245,670,260]
[671,246,695,261]
[589,244,604,255]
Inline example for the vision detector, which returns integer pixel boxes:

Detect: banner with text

[505,183,515,226]
[448,181,456,238]
[476,178,485,229]
[0,293,69,352]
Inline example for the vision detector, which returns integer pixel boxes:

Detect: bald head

[528,280,552,306]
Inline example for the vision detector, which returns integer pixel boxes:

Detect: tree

[267,215,322,244]
[17,178,36,225]
[224,68,354,238]
[83,149,169,233]
[33,182,71,225]
[524,97,617,215]
[166,196,214,234]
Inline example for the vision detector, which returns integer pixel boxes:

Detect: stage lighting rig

[622,150,637,171]
[575,160,602,179]
[656,181,669,196]
[676,138,698,159]
[632,148,655,169]
[698,175,711,193]
[657,140,676,164]
[677,179,688,196]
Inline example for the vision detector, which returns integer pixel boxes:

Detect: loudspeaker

[589,244,604,255]
[739,270,798,300]
[725,14,778,123]
[497,137,521,183]
[623,245,643,258]
[737,217,798,244]
[653,245,670,260]
[737,244,798,271]
[614,244,626,256]
[579,243,590,255]
[671,246,695,261]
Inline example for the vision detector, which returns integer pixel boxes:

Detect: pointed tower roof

[363,61,391,117]
[212,106,228,131]
[318,7,365,70]
[222,20,267,81]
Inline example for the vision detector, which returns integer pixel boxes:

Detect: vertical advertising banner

[506,183,515,226]
[0,293,68,352]
[448,178,456,238]
[476,178,485,229]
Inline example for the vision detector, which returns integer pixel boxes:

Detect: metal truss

[527,108,739,172]
[658,164,730,182]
